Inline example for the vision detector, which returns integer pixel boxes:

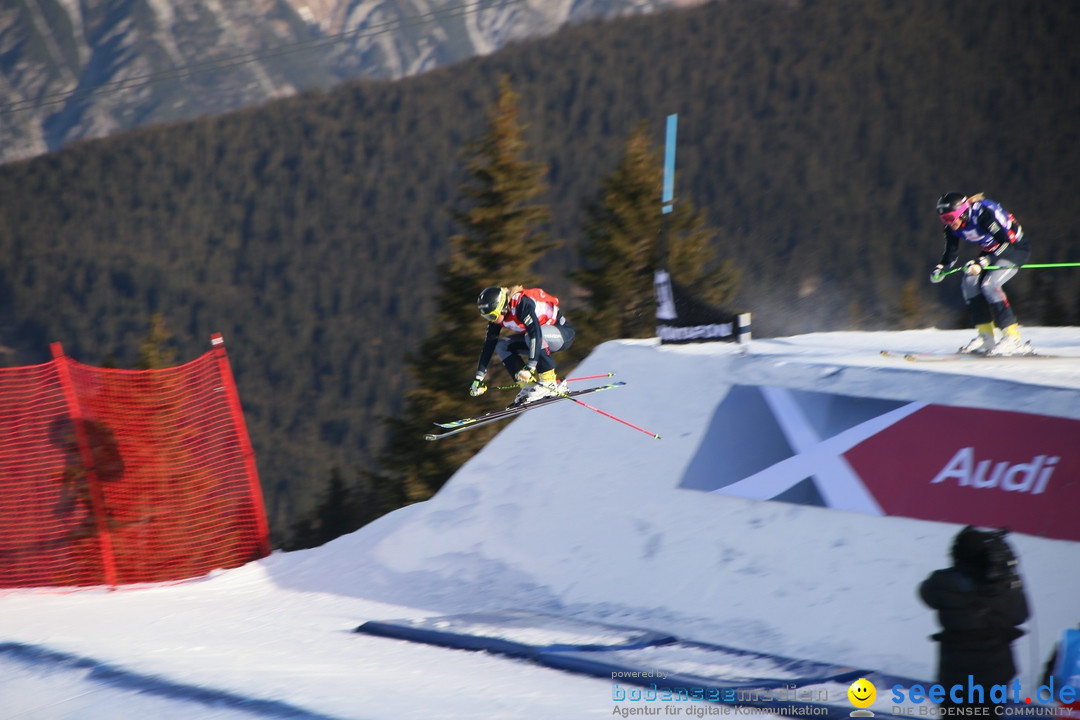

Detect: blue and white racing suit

[938,197,1030,329]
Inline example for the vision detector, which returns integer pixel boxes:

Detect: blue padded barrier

[356,609,676,659]
[356,610,927,719]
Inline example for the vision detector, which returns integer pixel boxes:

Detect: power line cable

[0,0,526,116]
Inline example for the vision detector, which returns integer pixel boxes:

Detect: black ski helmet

[936,192,970,225]
[477,286,508,321]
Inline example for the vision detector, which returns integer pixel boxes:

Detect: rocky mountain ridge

[0,0,703,165]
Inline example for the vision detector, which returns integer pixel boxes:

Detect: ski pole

[989,262,1080,270]
[563,372,616,383]
[554,389,661,440]
[941,261,1080,277]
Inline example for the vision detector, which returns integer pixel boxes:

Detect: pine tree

[134,314,179,370]
[573,122,741,345]
[285,467,361,550]
[372,76,555,507]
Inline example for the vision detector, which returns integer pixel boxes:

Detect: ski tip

[423,434,438,441]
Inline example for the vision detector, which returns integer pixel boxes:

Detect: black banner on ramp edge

[654,270,751,344]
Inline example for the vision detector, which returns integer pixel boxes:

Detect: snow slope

[2,327,1079,720]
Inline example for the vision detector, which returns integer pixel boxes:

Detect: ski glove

[930,264,946,284]
[469,378,487,397]
[963,257,990,276]
[515,365,537,384]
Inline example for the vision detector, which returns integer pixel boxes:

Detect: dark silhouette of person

[919,526,1030,711]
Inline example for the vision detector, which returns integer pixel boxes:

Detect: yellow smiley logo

[848,678,876,708]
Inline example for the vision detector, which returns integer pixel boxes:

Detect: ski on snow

[879,349,1060,362]
[425,382,626,441]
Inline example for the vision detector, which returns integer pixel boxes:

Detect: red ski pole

[564,372,616,383]
[559,392,661,440]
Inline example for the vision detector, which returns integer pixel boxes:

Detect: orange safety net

[0,334,269,589]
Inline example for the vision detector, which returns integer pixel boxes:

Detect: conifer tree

[135,314,178,370]
[573,122,741,345]
[372,76,555,506]
[285,467,360,550]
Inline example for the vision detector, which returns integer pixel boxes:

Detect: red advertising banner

[680,386,1080,542]
[844,405,1080,541]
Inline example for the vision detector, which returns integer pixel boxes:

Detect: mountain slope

[0,0,702,164]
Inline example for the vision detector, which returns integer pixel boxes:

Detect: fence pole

[210,334,271,556]
[51,343,118,587]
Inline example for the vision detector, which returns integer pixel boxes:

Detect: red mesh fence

[0,334,269,588]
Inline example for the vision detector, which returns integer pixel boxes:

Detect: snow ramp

[343,329,1080,695]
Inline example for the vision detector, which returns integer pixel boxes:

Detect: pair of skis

[879,349,1055,362]
[425,373,660,441]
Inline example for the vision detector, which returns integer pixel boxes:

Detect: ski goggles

[938,201,970,226]
[479,290,508,321]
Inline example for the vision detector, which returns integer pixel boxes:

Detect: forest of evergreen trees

[1,0,1078,546]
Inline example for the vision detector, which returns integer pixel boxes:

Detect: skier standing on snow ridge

[470,286,575,406]
[930,193,1032,356]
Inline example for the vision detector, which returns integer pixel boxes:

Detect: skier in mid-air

[470,286,575,406]
[930,192,1032,356]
